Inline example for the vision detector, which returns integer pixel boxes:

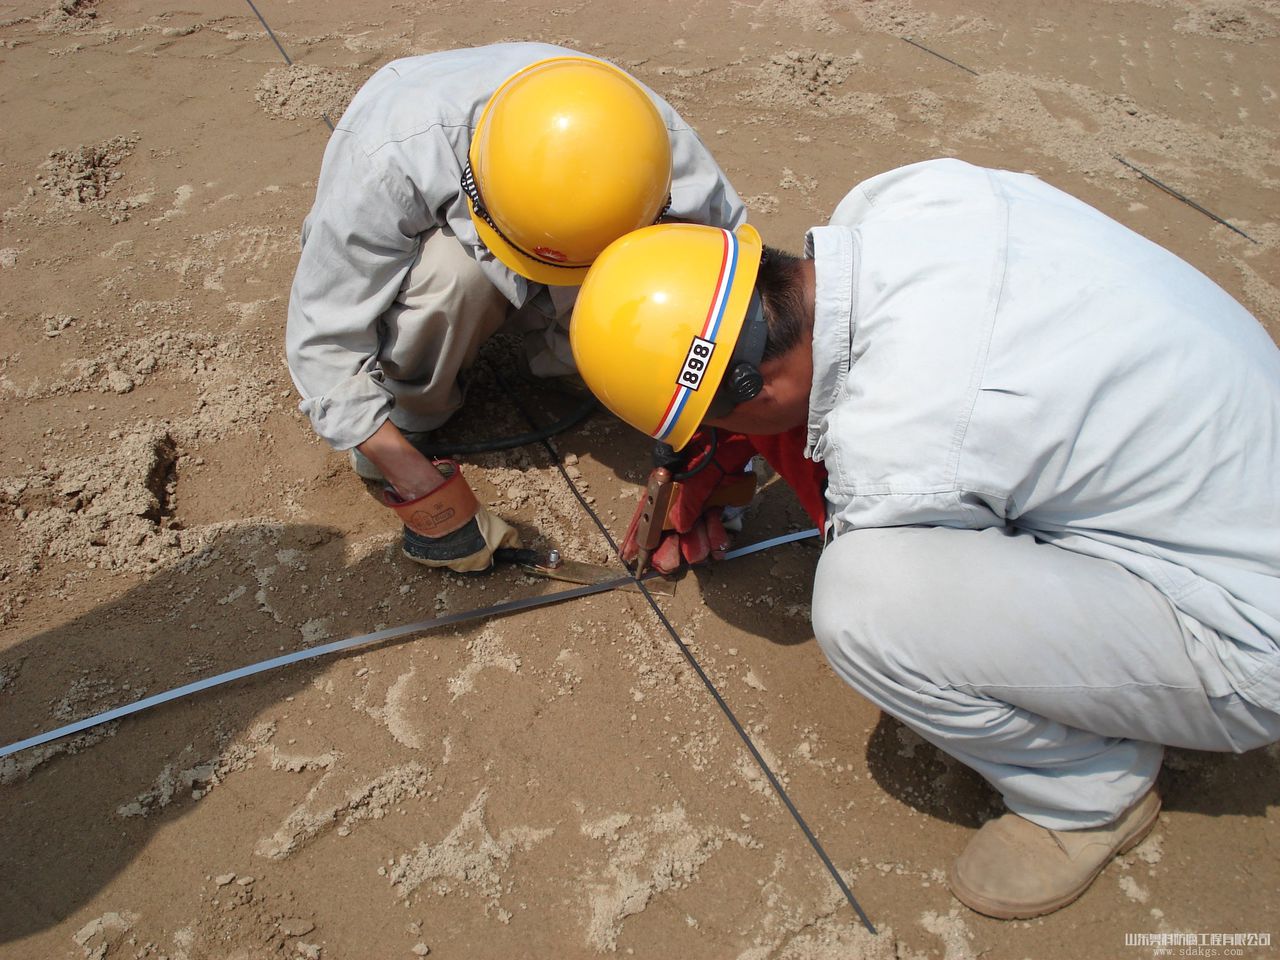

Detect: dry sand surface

[1,0,1278,957]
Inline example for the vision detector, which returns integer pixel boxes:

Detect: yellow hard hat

[571,223,766,451]
[465,57,673,286]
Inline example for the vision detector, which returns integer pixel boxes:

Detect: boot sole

[948,792,1161,921]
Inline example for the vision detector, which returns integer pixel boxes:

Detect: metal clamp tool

[632,466,676,577]
[495,546,676,596]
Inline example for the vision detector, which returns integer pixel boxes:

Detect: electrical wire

[233,2,873,931]
[416,395,597,457]
[491,362,875,933]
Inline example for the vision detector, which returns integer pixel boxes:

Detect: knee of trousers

[811,527,953,698]
[402,228,511,320]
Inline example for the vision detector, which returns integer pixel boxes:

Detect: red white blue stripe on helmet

[651,229,739,440]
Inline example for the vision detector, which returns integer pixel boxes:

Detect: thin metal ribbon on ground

[0,528,818,761]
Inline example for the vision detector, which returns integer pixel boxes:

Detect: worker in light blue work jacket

[567,158,1280,921]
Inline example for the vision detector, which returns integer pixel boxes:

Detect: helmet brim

[466,197,591,287]
[660,222,763,450]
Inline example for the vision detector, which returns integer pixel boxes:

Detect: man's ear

[724,361,764,406]
[758,330,814,417]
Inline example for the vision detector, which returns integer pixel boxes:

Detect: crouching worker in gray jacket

[567,158,1280,919]
[285,43,743,572]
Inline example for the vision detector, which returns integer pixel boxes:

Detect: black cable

[416,395,597,457]
[491,362,876,934]
[244,1,871,928]
[900,36,978,76]
[653,429,721,483]
[243,0,292,65]
[1114,155,1258,244]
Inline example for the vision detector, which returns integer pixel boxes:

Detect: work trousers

[377,227,576,434]
[811,525,1280,830]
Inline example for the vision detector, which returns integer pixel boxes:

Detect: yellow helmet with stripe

[570,223,765,451]
[464,57,673,286]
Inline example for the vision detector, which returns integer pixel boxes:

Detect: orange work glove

[621,431,758,575]
[747,425,828,529]
[384,460,521,573]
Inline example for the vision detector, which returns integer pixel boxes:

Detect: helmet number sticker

[677,336,716,390]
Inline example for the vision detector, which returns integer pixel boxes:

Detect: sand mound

[1175,3,1279,41]
[258,762,434,860]
[36,134,140,221]
[2,426,182,574]
[390,789,554,913]
[746,50,863,109]
[255,65,357,122]
[43,0,101,29]
[581,804,757,952]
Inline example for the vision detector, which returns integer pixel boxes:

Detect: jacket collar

[803,225,857,462]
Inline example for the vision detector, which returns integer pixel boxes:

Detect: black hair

[756,245,810,362]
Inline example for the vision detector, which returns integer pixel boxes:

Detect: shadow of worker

[863,708,1280,831]
[689,470,825,649]
[0,521,365,944]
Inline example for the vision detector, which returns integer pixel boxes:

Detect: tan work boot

[948,789,1161,919]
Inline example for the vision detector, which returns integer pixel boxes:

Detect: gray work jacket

[286,42,744,450]
[806,159,1280,710]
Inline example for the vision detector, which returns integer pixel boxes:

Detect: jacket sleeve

[284,132,444,451]
[666,123,745,230]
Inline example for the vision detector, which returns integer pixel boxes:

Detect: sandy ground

[1,0,1278,957]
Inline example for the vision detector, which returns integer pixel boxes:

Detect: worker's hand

[384,460,521,573]
[356,420,447,496]
[622,431,758,575]
[634,506,731,575]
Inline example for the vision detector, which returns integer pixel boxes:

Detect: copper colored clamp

[634,466,675,575]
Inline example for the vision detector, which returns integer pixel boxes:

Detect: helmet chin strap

[704,287,767,420]
[463,159,674,271]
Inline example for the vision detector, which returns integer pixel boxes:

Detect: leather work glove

[622,430,759,575]
[384,460,521,573]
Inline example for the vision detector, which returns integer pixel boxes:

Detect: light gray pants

[812,526,1280,829]
[378,227,576,433]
